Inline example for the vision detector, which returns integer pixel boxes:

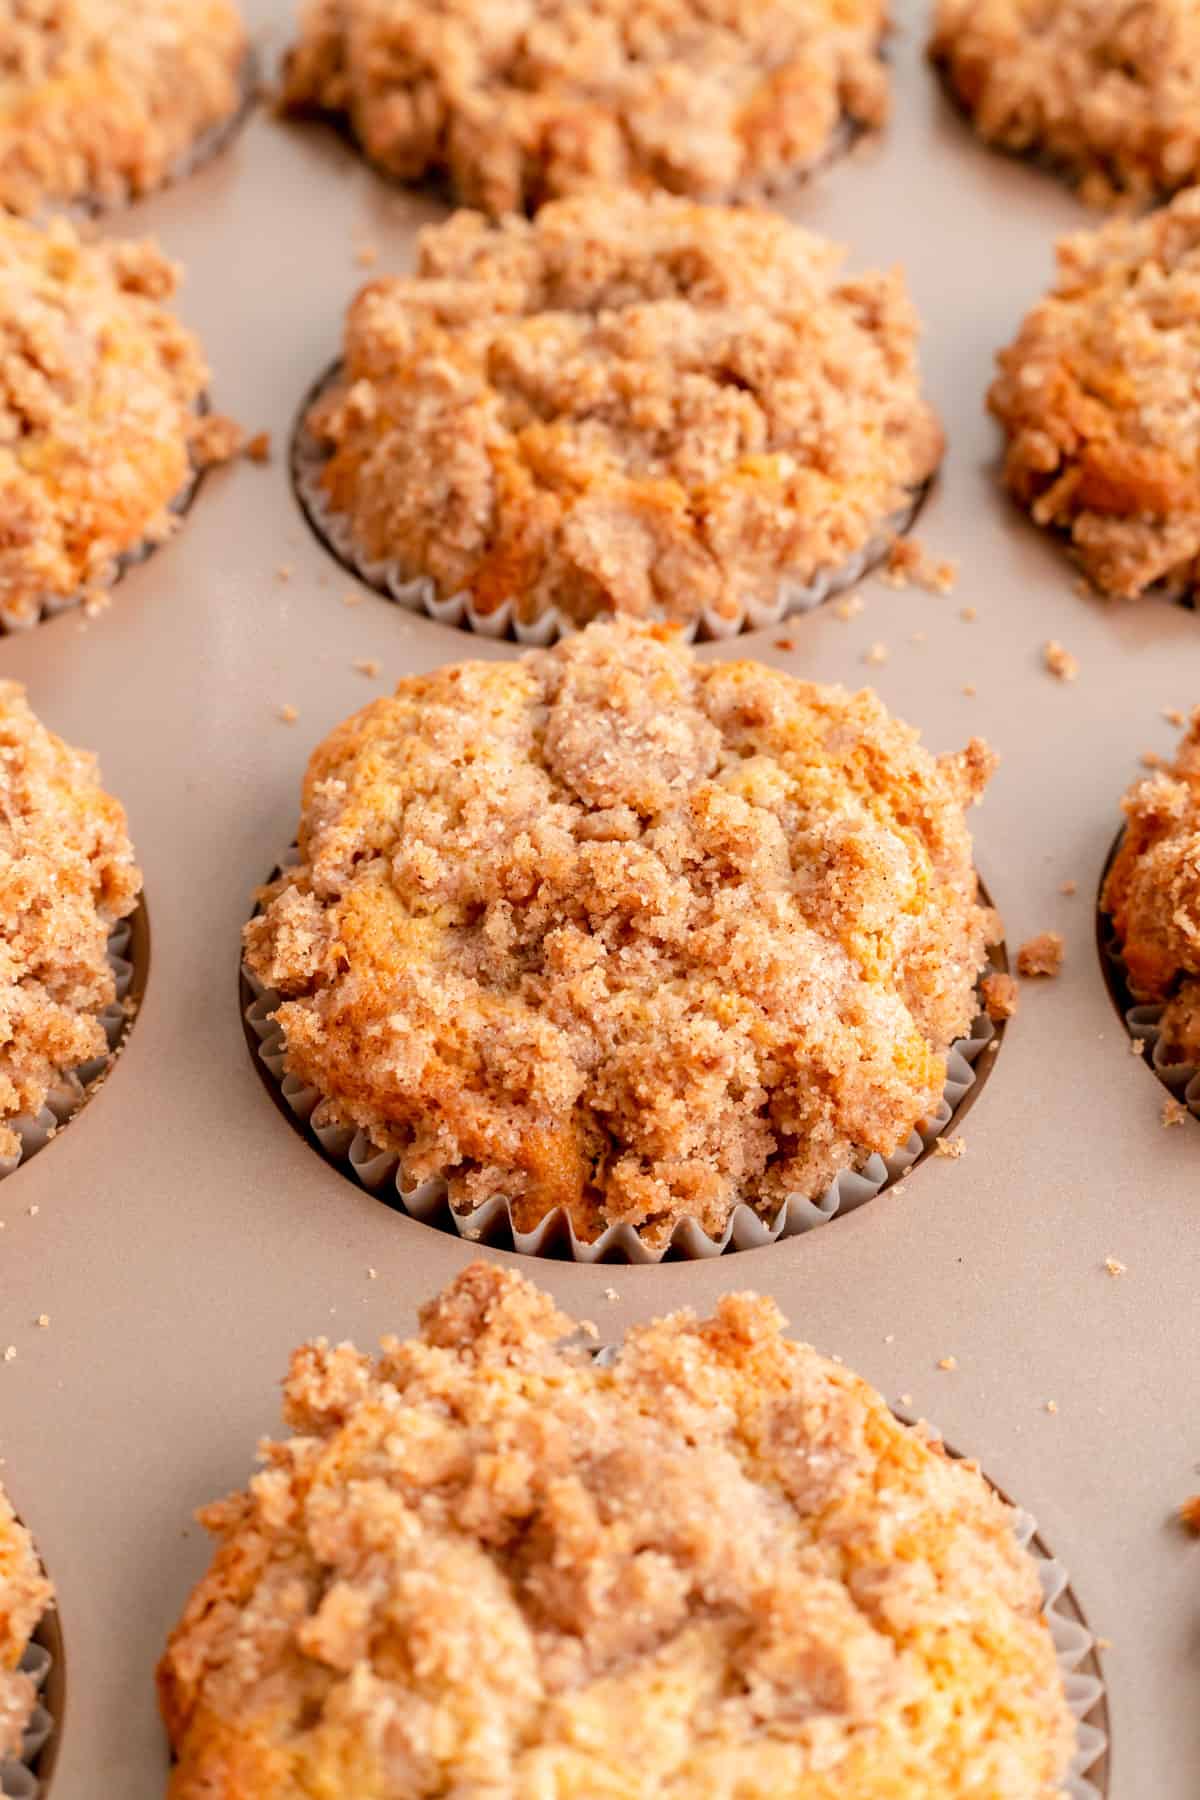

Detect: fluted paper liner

[0,917,137,1181]
[1099,833,1200,1123]
[290,366,929,643]
[0,1638,55,1800]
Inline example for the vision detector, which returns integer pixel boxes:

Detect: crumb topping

[1103,707,1200,1062]
[158,1263,1076,1799]
[0,683,140,1156]
[281,0,889,215]
[981,970,1019,1020]
[244,620,995,1246]
[0,0,247,214]
[0,214,210,624]
[929,0,1200,208]
[0,1482,52,1761]
[991,190,1200,602]
[304,192,942,631]
[1043,640,1078,682]
[1016,932,1064,978]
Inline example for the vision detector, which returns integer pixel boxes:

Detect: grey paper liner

[243,848,1000,1260]
[0,1639,54,1800]
[290,363,930,643]
[1101,930,1200,1123]
[0,916,138,1182]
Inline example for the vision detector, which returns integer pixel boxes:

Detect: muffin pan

[1,0,1197,1793]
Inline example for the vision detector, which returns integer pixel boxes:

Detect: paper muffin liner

[290,365,930,643]
[0,915,139,1182]
[243,851,1002,1260]
[1098,859,1200,1122]
[0,1636,55,1800]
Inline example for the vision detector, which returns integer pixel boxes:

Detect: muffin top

[0,214,210,623]
[0,1483,52,1761]
[281,0,888,216]
[990,189,1200,601]
[159,1263,1075,1799]
[0,0,248,214]
[1104,707,1200,1062]
[302,192,942,631]
[929,0,1200,207]
[0,681,141,1157]
[244,621,994,1248]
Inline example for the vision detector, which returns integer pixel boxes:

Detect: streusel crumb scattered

[934,1136,966,1159]
[981,971,1019,1021]
[1104,1256,1126,1276]
[190,413,244,469]
[0,685,140,1159]
[303,192,943,632]
[835,592,865,621]
[278,705,299,725]
[281,0,890,214]
[930,0,1200,208]
[1162,1097,1188,1128]
[884,536,957,592]
[0,1483,52,1761]
[1060,879,1077,896]
[1165,708,1186,727]
[0,215,209,626]
[1129,1036,1146,1057]
[0,0,247,214]
[1017,933,1064,978]
[991,192,1200,602]
[244,431,271,464]
[158,1263,1077,1798]
[1043,640,1078,682]
[244,620,997,1248]
[1103,708,1200,1062]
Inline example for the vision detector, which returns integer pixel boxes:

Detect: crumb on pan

[1060,880,1077,896]
[0,1481,52,1760]
[835,592,865,621]
[1016,932,1064,978]
[1104,1256,1126,1276]
[352,658,381,678]
[1129,1036,1146,1057]
[0,215,209,626]
[981,971,1018,1021]
[929,0,1200,208]
[0,0,247,214]
[883,536,957,592]
[278,705,299,725]
[190,412,245,469]
[990,190,1200,602]
[243,619,997,1249]
[280,0,890,213]
[1162,1097,1188,1128]
[158,1263,1078,1797]
[862,642,889,665]
[244,431,271,465]
[1043,640,1078,682]
[302,192,944,632]
[934,1136,966,1159]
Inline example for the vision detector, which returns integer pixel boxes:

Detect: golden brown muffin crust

[0,681,141,1156]
[0,0,248,214]
[244,620,995,1246]
[0,214,210,623]
[303,191,943,631]
[159,1263,1076,1799]
[281,0,888,214]
[0,1483,52,1762]
[1104,708,1200,1062]
[990,190,1200,601]
[930,0,1200,207]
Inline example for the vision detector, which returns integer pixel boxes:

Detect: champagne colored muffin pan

[0,1,1195,1794]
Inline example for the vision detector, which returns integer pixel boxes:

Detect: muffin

[990,190,1200,602]
[0,1485,52,1769]
[244,620,996,1251]
[280,0,889,214]
[1103,708,1200,1068]
[296,192,943,637]
[0,0,249,215]
[0,681,141,1162]
[0,214,216,628]
[929,0,1200,208]
[159,1262,1077,1798]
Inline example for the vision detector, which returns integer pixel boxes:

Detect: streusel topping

[0,0,247,214]
[930,0,1200,207]
[0,1483,52,1761]
[281,0,888,214]
[0,682,141,1157]
[1104,708,1200,1064]
[159,1264,1075,1798]
[0,214,210,623]
[990,190,1200,602]
[302,192,943,631]
[244,621,995,1246]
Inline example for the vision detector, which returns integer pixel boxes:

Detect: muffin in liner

[292,378,929,643]
[1098,839,1200,1125]
[243,848,1003,1262]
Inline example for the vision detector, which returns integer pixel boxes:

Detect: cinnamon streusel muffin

[929,0,1200,208]
[0,0,249,215]
[244,620,996,1249]
[0,682,141,1160]
[159,1263,1078,1798]
[281,0,889,213]
[297,192,943,635]
[0,214,215,627]
[0,1484,52,1766]
[990,189,1200,602]
[1103,708,1200,1066]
